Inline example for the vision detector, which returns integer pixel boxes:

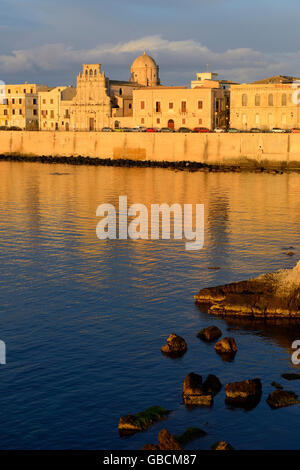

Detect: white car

[272,127,286,133]
[214,127,225,133]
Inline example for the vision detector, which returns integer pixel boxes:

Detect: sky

[1,0,300,86]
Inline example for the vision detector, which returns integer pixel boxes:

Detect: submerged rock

[197,326,222,342]
[118,406,169,435]
[271,381,283,390]
[194,261,300,318]
[266,390,300,409]
[281,373,300,381]
[161,333,187,357]
[214,337,237,355]
[212,441,234,450]
[225,379,262,406]
[174,427,207,446]
[183,372,221,406]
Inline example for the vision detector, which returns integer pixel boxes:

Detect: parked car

[272,127,286,133]
[227,128,239,133]
[249,128,261,133]
[131,126,146,132]
[213,127,225,133]
[146,127,158,132]
[101,127,113,132]
[291,128,300,133]
[193,127,210,133]
[159,127,174,132]
[0,126,9,131]
[177,127,191,133]
[121,127,132,132]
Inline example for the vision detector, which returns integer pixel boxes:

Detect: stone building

[230,75,300,130]
[0,83,48,130]
[39,86,76,131]
[130,52,160,87]
[133,72,230,130]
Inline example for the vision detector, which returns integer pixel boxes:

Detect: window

[33,109,37,116]
[19,109,22,115]
[12,99,15,104]
[8,89,11,94]
[169,102,173,109]
[141,118,145,124]
[155,101,161,112]
[19,99,22,104]
[90,69,93,76]
[129,103,132,109]
[182,118,186,124]
[30,89,33,94]
[50,99,54,104]
[181,101,187,113]
[282,94,287,106]
[242,94,247,106]
[23,89,26,93]
[141,101,145,110]
[157,118,160,124]
[50,111,54,118]
[255,94,260,106]
[4,109,7,115]
[268,94,274,106]
[198,100,203,109]
[198,118,202,124]
[119,88,122,96]
[33,99,37,105]
[12,109,15,115]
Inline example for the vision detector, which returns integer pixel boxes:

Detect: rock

[118,406,169,435]
[183,372,221,406]
[141,444,160,450]
[285,252,295,257]
[161,333,187,357]
[281,373,300,381]
[194,260,300,319]
[197,326,222,342]
[202,374,222,396]
[174,427,207,446]
[214,337,237,355]
[158,429,183,450]
[225,379,262,406]
[266,390,300,409]
[212,441,234,450]
[271,381,283,390]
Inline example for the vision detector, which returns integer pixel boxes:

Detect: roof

[131,52,157,69]
[251,75,300,84]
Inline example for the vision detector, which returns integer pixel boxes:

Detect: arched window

[282,93,287,106]
[242,94,247,106]
[90,69,93,76]
[255,94,260,106]
[94,70,97,76]
[119,88,123,96]
[85,70,88,76]
[268,94,274,106]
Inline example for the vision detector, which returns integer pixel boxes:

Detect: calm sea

[0,161,300,450]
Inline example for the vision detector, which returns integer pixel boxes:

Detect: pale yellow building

[130,52,160,87]
[230,75,300,130]
[39,86,76,131]
[133,73,230,130]
[0,83,48,130]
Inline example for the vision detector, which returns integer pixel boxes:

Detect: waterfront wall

[1,131,300,168]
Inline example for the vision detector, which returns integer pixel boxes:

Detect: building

[0,83,48,130]
[130,52,160,87]
[39,86,76,131]
[133,72,230,130]
[230,75,300,130]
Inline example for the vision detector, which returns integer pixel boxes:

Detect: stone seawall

[1,131,300,169]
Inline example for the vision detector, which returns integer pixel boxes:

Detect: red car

[193,127,210,133]
[146,127,158,132]
[291,128,300,133]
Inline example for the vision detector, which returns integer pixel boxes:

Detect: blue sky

[1,0,300,86]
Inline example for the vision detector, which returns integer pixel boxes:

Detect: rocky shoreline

[195,261,300,319]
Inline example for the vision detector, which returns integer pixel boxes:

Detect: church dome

[130,52,160,87]
[131,52,157,69]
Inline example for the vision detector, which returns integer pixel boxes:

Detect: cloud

[0,35,299,84]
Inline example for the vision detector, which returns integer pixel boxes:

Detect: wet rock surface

[194,261,300,318]
[212,441,234,450]
[197,326,222,342]
[281,373,300,381]
[225,379,262,407]
[118,406,169,435]
[214,337,237,355]
[161,333,187,357]
[174,427,207,446]
[266,390,300,409]
[183,372,222,406]
[142,429,182,450]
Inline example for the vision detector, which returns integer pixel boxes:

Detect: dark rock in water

[141,444,160,450]
[158,429,183,450]
[183,372,213,406]
[174,427,207,446]
[202,374,222,396]
[142,429,183,451]
[118,406,169,435]
[197,326,222,342]
[271,381,283,390]
[161,333,187,357]
[215,337,237,355]
[225,379,262,406]
[267,390,300,409]
[194,261,300,318]
[212,441,234,450]
[281,373,300,381]
[208,266,221,270]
